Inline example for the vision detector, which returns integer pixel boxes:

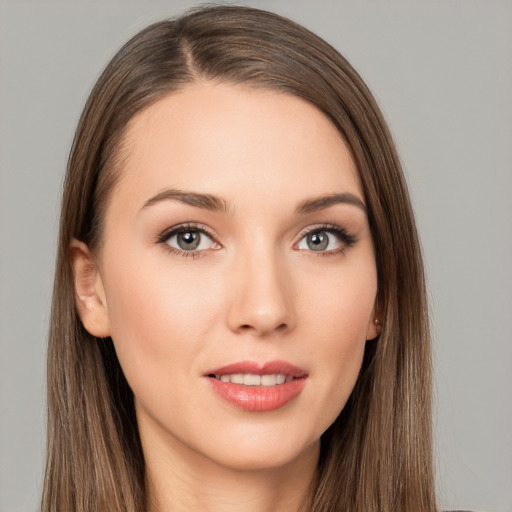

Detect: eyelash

[157,222,219,259]
[156,222,357,258]
[295,223,358,256]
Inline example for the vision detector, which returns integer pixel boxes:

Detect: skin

[72,82,379,512]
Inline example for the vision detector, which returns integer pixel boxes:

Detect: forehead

[111,82,362,213]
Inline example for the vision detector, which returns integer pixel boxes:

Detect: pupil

[178,231,200,250]
[307,232,328,251]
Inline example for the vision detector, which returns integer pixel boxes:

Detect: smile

[205,361,308,412]
[211,373,293,386]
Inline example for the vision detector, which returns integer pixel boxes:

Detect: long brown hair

[43,5,436,511]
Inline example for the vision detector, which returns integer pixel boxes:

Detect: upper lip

[205,360,308,378]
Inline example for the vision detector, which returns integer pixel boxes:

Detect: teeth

[261,374,277,386]
[230,374,244,384]
[244,374,261,386]
[215,373,290,386]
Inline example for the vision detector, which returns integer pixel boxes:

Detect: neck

[143,425,319,512]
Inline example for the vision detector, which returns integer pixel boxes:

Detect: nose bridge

[226,236,294,336]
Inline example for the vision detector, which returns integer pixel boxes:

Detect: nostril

[227,290,294,336]
[237,321,289,336]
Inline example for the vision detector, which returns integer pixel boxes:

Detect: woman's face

[82,83,378,471]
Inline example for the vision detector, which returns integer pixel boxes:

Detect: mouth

[204,361,308,412]
[208,373,294,386]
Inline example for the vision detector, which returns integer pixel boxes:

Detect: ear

[69,239,111,337]
[366,304,383,341]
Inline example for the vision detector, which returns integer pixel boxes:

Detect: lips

[205,360,308,412]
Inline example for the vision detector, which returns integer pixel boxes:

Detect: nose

[226,246,295,337]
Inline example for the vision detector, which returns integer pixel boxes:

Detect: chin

[194,421,322,473]
[212,439,319,473]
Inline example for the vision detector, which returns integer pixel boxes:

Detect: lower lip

[207,377,307,412]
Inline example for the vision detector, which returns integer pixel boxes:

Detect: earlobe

[69,239,111,338]
[366,306,382,341]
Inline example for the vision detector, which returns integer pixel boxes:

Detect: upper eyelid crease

[157,223,217,243]
[157,223,355,257]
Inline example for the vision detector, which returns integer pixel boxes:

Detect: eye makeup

[294,223,358,256]
[156,222,221,258]
[155,220,358,259]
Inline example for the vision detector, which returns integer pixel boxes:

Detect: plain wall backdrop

[1,1,511,511]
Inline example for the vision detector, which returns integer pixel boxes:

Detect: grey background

[1,1,511,511]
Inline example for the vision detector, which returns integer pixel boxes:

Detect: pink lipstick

[205,360,307,412]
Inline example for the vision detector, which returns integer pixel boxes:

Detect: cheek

[100,251,223,387]
[299,259,376,428]
[303,256,376,345]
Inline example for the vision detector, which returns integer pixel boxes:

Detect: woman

[43,5,437,511]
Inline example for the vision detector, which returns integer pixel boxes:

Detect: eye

[296,225,356,254]
[297,230,339,252]
[158,224,220,255]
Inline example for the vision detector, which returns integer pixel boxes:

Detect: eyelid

[157,222,218,243]
[294,223,349,240]
[156,222,356,257]
[156,222,221,258]
[294,223,357,253]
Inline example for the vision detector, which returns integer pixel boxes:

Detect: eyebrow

[141,189,229,212]
[295,193,367,214]
[141,189,366,215]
